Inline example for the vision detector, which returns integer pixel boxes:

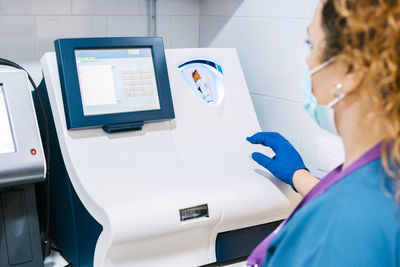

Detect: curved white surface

[41,48,300,267]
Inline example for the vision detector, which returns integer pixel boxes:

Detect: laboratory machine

[38,37,299,267]
[0,67,45,267]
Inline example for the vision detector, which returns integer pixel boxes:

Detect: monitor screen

[75,48,161,116]
[0,85,15,154]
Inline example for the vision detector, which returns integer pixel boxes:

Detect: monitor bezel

[55,37,175,130]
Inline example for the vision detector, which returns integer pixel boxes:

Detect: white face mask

[302,58,346,135]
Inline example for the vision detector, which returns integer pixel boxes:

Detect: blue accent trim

[54,37,175,130]
[215,220,283,263]
[217,65,223,75]
[178,59,223,75]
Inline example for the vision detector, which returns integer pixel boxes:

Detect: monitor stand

[102,121,144,134]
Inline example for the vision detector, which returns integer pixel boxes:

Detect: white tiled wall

[0,0,344,176]
[0,0,200,83]
[199,0,345,177]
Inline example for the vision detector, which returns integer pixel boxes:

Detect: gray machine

[0,68,45,267]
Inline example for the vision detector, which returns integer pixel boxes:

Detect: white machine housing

[41,48,299,267]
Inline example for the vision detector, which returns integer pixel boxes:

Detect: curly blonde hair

[321,0,400,199]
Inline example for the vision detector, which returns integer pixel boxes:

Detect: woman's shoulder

[321,158,400,233]
[325,159,394,201]
[273,159,400,267]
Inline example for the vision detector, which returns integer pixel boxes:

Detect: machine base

[0,185,44,267]
[216,220,283,263]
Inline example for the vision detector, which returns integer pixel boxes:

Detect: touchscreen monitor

[75,48,161,116]
[0,85,16,154]
[55,37,175,130]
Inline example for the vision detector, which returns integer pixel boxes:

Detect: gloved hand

[246,132,308,190]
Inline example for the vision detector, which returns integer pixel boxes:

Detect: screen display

[0,85,16,154]
[75,48,161,116]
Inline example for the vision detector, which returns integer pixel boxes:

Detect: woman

[246,0,400,266]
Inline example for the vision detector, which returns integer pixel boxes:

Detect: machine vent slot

[179,204,209,222]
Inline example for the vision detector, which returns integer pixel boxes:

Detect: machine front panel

[0,71,45,186]
[40,45,298,267]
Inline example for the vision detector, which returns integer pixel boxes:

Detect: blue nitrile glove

[246,132,308,190]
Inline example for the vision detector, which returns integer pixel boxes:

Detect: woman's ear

[342,71,363,94]
[339,59,364,94]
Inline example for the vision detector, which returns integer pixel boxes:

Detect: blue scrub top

[262,159,400,267]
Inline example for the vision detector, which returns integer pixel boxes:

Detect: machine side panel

[36,79,102,267]
[36,79,79,264]
[72,185,103,267]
